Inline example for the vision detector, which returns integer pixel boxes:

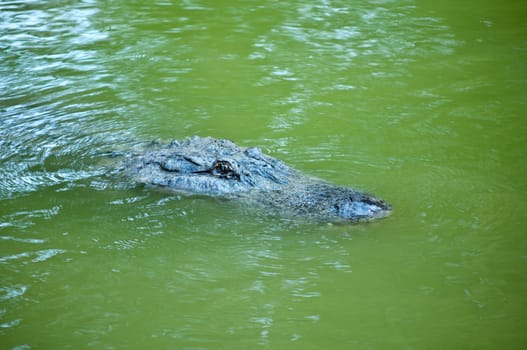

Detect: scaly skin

[125,136,391,222]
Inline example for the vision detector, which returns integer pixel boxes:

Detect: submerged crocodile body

[125,136,391,222]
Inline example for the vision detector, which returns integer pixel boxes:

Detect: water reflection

[243,1,462,134]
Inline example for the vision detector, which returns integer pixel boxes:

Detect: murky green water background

[1,0,526,349]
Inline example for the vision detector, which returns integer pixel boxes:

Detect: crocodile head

[125,136,391,222]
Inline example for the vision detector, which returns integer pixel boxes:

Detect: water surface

[1,0,526,349]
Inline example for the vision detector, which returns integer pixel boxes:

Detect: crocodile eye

[212,160,240,179]
[214,160,234,174]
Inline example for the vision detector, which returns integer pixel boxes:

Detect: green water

[1,0,526,349]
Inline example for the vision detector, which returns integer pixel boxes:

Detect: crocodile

[124,136,391,222]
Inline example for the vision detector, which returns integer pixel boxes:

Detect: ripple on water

[0,1,142,199]
[0,205,61,228]
[0,249,66,265]
[0,285,28,301]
